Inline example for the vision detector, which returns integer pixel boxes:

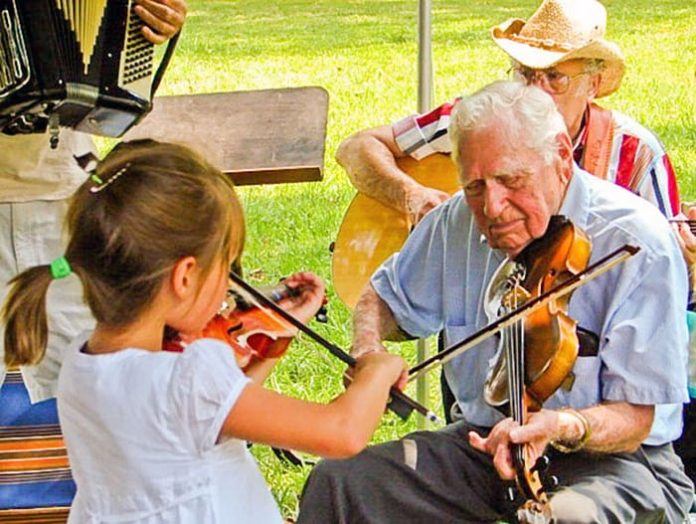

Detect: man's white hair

[449,81,567,167]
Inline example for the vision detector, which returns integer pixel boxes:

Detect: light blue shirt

[372,166,689,445]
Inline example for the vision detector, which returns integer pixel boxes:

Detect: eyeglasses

[510,65,590,94]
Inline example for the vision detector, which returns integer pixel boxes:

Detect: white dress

[57,337,283,523]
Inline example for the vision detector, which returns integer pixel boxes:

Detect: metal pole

[417,0,433,113]
[416,0,434,428]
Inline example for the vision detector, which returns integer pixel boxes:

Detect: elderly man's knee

[551,497,604,524]
[550,487,667,524]
[307,458,343,482]
[303,457,358,495]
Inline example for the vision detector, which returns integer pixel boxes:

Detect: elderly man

[337,0,679,225]
[336,0,695,485]
[298,81,693,523]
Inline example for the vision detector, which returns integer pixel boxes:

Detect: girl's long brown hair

[3,139,245,366]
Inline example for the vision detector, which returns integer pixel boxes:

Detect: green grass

[128,0,696,517]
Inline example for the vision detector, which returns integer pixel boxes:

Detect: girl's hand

[276,272,326,325]
[353,351,408,391]
[674,206,696,264]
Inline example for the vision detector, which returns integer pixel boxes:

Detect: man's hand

[673,204,696,292]
[468,410,561,480]
[135,0,187,45]
[405,184,450,225]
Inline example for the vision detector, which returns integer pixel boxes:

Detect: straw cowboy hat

[491,0,625,97]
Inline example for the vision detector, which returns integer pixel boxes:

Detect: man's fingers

[468,431,488,453]
[139,26,167,45]
[134,0,186,44]
[492,444,515,480]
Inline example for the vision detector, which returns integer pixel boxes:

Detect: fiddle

[163,281,322,370]
[407,242,638,382]
[484,215,591,411]
[483,216,591,521]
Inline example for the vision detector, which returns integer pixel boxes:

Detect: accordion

[0,0,177,144]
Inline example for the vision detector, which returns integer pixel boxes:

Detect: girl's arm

[219,352,407,459]
[242,357,278,383]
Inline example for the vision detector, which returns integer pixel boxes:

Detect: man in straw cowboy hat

[299,80,694,523]
[337,0,681,223]
[336,0,679,225]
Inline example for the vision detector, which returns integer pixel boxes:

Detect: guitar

[331,153,460,309]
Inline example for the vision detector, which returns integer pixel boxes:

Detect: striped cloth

[392,100,680,218]
[0,370,74,523]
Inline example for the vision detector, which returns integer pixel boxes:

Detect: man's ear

[556,131,573,160]
[588,74,601,101]
[170,256,198,299]
[556,131,574,181]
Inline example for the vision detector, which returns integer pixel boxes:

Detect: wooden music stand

[122,86,328,186]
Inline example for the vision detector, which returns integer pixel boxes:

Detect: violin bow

[228,272,441,424]
[407,244,640,383]
[668,218,696,235]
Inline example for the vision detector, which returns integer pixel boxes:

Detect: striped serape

[0,370,74,523]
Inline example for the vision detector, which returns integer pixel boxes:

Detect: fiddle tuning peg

[531,455,550,474]
[315,305,328,323]
[507,486,517,502]
[547,475,560,489]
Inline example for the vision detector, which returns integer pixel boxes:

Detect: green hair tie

[50,256,72,279]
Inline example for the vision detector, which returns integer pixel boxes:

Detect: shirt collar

[573,106,591,152]
[558,164,592,232]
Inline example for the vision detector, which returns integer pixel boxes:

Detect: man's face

[514,59,600,137]
[458,120,571,257]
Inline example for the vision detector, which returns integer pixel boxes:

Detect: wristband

[550,408,592,453]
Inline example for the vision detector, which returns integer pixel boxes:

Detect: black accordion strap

[150,31,181,97]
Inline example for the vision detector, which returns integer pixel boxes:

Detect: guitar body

[332,153,460,309]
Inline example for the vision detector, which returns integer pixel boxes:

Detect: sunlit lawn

[133,0,696,516]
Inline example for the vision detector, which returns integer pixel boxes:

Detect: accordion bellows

[0,0,157,139]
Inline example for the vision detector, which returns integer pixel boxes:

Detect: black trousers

[297,420,694,524]
[674,400,696,485]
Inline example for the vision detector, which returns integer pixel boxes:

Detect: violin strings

[507,279,527,472]
[505,277,525,428]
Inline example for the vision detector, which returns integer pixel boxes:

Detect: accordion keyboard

[0,0,164,140]
[0,3,30,98]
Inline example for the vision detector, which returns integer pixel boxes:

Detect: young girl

[2,140,407,523]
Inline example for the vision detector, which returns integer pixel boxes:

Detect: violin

[484,216,591,410]
[484,216,591,521]
[163,282,319,369]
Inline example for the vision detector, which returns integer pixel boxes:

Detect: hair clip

[90,163,131,193]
